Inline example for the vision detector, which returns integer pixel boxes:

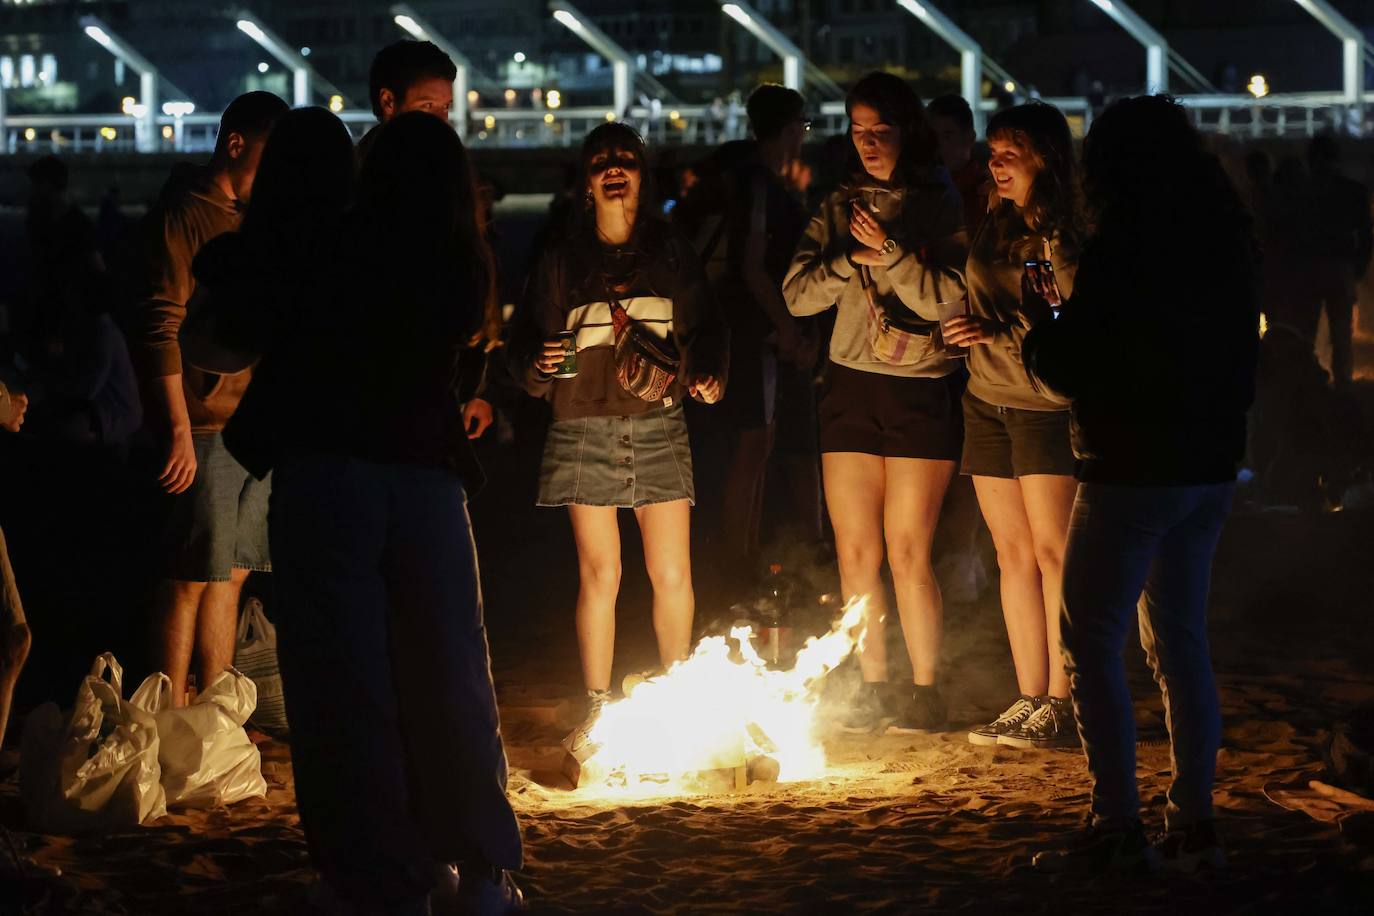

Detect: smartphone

[1023,259,1063,319]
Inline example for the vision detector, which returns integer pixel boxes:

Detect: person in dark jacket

[221,111,523,913]
[512,122,727,760]
[712,83,814,579]
[1024,95,1259,875]
[131,90,287,707]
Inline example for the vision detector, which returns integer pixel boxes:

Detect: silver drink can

[554,330,578,378]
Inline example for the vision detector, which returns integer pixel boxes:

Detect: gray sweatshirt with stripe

[783,169,969,378]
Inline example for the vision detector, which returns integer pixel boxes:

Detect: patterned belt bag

[609,298,680,402]
[862,266,934,367]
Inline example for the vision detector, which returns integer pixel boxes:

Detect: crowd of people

[6,29,1364,913]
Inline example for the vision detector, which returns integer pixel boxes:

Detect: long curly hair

[985,101,1086,249]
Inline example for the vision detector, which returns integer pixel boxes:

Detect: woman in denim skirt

[514,123,729,756]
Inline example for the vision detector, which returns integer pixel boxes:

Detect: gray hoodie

[965,202,1078,410]
[783,170,968,378]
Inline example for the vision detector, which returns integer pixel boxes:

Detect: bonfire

[573,598,869,794]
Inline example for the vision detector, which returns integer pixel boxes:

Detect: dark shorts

[162,431,272,582]
[960,391,1076,479]
[818,364,963,460]
[538,404,696,508]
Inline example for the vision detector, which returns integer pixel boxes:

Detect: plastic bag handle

[88,652,123,695]
[236,599,271,643]
[129,672,173,713]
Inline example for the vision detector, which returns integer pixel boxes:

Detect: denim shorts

[538,404,695,508]
[162,431,272,582]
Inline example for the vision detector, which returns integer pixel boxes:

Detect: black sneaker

[886,684,947,734]
[837,682,892,734]
[561,689,611,763]
[999,696,1079,749]
[1155,820,1227,873]
[968,695,1040,746]
[1033,820,1162,874]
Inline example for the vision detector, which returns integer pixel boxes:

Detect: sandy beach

[4,477,1373,914]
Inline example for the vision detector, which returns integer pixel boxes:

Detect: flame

[581,597,869,794]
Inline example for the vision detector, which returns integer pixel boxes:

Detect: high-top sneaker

[999,695,1079,749]
[967,695,1040,746]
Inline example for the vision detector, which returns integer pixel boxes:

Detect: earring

[584,189,593,208]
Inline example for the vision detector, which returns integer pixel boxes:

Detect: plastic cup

[935,298,969,358]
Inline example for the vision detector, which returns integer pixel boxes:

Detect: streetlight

[391,3,490,135]
[721,2,797,90]
[893,0,993,135]
[80,16,162,151]
[1086,0,1168,93]
[1247,74,1270,99]
[716,0,842,99]
[1290,0,1364,133]
[550,1,634,117]
[235,10,347,108]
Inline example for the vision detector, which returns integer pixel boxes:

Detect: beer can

[554,330,578,378]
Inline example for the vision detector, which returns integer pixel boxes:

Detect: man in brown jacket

[132,91,287,706]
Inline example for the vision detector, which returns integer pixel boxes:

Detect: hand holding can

[553,330,578,378]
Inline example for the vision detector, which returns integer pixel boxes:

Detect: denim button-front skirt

[537,404,695,508]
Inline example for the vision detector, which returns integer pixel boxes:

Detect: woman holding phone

[784,72,968,734]
[942,102,1085,749]
[514,123,728,756]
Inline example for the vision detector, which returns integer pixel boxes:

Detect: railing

[0,105,763,154]
[0,92,1367,154]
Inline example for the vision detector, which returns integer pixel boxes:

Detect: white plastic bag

[234,597,288,733]
[130,666,267,808]
[20,653,167,832]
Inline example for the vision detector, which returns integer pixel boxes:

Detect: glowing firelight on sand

[581,598,870,794]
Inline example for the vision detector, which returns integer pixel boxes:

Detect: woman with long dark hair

[514,122,728,756]
[784,72,968,733]
[223,111,522,911]
[1024,96,1258,873]
[942,102,1086,750]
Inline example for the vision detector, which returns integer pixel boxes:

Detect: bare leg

[1020,474,1078,699]
[822,452,888,681]
[568,505,622,692]
[635,499,695,667]
[195,566,250,693]
[883,458,955,686]
[972,475,1048,697]
[158,578,209,707]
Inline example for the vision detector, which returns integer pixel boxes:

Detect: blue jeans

[270,452,522,911]
[1060,481,1234,832]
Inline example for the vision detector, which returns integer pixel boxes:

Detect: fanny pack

[609,298,679,402]
[862,266,935,367]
